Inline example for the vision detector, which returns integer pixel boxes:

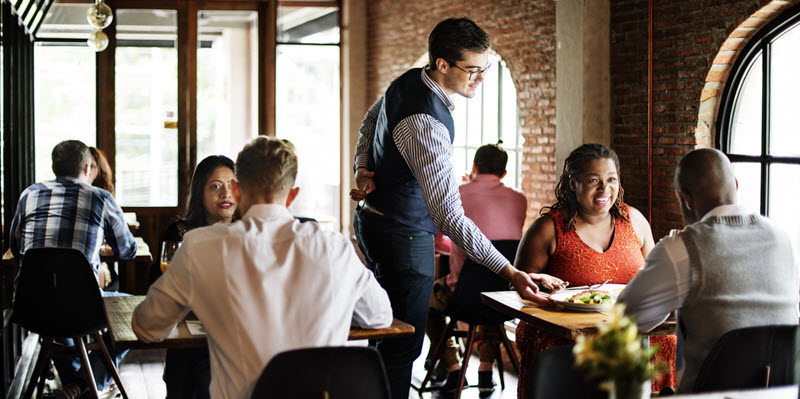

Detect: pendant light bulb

[88,29,109,52]
[87,0,113,29]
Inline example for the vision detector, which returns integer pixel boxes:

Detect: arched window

[451,51,522,189]
[718,4,800,256]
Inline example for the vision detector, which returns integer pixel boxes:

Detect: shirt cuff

[354,155,369,172]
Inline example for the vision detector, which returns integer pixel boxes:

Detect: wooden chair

[527,345,607,399]
[250,346,390,399]
[417,240,522,398]
[12,248,128,399]
[693,324,800,392]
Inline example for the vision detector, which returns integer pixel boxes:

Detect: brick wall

[366,0,557,223]
[364,0,799,238]
[610,0,798,239]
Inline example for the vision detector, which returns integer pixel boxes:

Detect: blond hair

[235,137,298,200]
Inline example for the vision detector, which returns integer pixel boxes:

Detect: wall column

[556,0,610,172]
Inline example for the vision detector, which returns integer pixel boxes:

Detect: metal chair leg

[23,338,53,399]
[417,318,458,393]
[92,332,129,399]
[454,324,478,399]
[498,324,520,375]
[74,336,100,399]
[494,340,506,390]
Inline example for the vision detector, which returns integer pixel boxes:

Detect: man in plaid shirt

[9,139,136,398]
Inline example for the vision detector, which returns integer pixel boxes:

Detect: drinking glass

[160,241,182,273]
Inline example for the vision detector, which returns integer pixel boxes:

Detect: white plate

[550,284,626,312]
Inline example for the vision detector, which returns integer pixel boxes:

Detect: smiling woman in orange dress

[514,144,677,397]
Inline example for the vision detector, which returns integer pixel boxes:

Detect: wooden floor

[111,336,518,399]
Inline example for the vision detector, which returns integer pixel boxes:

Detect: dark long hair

[541,143,629,231]
[183,155,235,229]
[89,147,115,196]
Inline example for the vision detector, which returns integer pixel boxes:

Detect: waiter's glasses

[451,63,492,81]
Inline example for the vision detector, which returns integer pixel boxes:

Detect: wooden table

[103,296,414,350]
[480,291,675,340]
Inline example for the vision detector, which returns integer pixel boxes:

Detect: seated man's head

[472,142,508,179]
[52,140,91,181]
[233,137,299,213]
[674,148,738,224]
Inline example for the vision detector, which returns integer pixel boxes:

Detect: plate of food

[550,284,626,312]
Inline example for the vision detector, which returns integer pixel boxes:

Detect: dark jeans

[164,347,211,399]
[53,290,129,392]
[354,205,434,399]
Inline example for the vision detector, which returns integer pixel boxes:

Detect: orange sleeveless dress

[516,206,677,397]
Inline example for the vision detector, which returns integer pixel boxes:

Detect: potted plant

[573,304,666,399]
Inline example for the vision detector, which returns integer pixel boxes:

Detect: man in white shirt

[619,148,799,392]
[132,137,393,399]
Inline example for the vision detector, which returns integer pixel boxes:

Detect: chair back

[693,324,800,392]
[447,239,519,324]
[12,248,108,337]
[250,346,391,399]
[527,345,607,399]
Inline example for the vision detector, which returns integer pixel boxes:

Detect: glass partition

[115,9,178,206]
[34,44,96,182]
[276,5,340,229]
[196,10,259,161]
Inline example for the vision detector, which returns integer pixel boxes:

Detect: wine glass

[160,241,182,273]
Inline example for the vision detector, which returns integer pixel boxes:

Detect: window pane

[276,44,340,228]
[452,98,467,147]
[770,22,800,157]
[504,150,518,188]
[115,9,178,206]
[731,162,761,214]
[452,147,467,183]
[34,45,96,182]
[451,52,523,190]
[36,3,94,40]
[481,63,499,142]
[466,87,483,147]
[729,53,762,156]
[500,61,520,148]
[277,6,339,44]
[769,164,800,259]
[197,10,258,162]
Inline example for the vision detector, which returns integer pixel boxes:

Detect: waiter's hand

[500,265,558,306]
[350,168,376,201]
[533,273,567,292]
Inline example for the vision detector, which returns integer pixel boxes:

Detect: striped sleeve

[101,192,137,260]
[354,97,384,172]
[8,190,28,257]
[353,97,383,173]
[394,115,509,274]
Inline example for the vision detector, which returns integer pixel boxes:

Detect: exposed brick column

[610,0,799,239]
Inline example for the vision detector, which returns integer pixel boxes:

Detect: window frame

[451,54,523,190]
[717,2,800,215]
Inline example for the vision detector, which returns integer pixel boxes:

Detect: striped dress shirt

[9,177,137,276]
[355,68,509,274]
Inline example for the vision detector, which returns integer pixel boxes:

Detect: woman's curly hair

[541,143,629,231]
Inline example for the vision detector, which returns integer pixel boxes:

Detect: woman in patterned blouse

[514,143,676,397]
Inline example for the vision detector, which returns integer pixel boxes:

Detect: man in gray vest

[619,148,799,392]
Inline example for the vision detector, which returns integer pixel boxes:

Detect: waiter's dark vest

[368,68,455,234]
